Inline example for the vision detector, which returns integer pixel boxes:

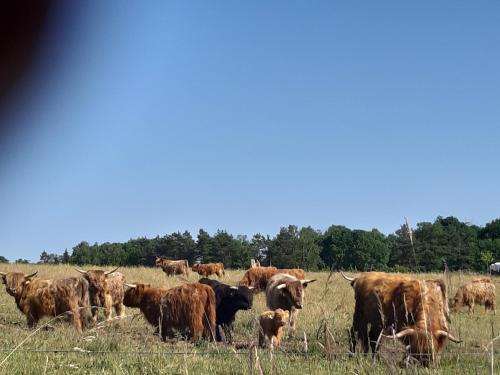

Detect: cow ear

[276,283,287,290]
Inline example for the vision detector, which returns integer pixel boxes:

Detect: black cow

[198,278,253,342]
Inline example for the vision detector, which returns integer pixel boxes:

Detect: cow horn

[394,328,415,339]
[124,283,137,288]
[436,330,462,343]
[301,279,316,285]
[276,283,287,290]
[25,271,38,279]
[105,267,119,275]
[0,271,6,276]
[230,286,238,290]
[340,272,355,282]
[75,268,87,274]
[247,286,255,290]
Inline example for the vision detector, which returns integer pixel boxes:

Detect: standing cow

[155,257,190,277]
[192,263,225,278]
[451,279,496,313]
[75,267,126,323]
[265,273,316,336]
[239,267,305,293]
[123,282,215,342]
[342,272,461,366]
[198,277,253,342]
[1,271,89,332]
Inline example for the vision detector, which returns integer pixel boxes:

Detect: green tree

[0,256,8,263]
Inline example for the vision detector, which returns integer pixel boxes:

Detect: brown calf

[75,267,126,323]
[1,271,89,332]
[123,282,215,341]
[192,263,225,278]
[155,257,190,277]
[265,273,315,335]
[451,280,496,313]
[239,267,305,293]
[342,272,461,366]
[258,308,290,348]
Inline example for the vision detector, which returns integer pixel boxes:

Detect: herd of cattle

[0,258,497,367]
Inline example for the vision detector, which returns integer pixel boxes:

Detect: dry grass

[0,264,498,374]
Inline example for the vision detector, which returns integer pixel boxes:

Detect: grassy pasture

[0,264,498,374]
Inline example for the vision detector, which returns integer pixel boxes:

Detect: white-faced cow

[265,273,316,336]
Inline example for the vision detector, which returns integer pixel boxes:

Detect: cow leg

[115,303,126,319]
[289,308,298,337]
[369,328,381,357]
[104,294,113,322]
[349,326,357,353]
[27,313,38,329]
[258,330,266,348]
[72,309,83,333]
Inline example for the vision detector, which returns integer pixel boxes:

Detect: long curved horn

[75,268,87,274]
[340,272,355,282]
[124,283,137,288]
[436,330,462,343]
[0,271,6,276]
[105,267,119,276]
[25,271,38,279]
[394,328,415,339]
[301,279,317,285]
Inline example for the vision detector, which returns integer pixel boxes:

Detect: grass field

[0,264,498,374]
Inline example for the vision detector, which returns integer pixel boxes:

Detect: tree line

[1,216,499,272]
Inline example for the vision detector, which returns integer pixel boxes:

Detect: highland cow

[451,280,496,313]
[258,308,290,348]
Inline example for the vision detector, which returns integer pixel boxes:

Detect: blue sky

[1,1,499,261]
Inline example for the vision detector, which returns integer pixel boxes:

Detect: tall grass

[0,264,498,374]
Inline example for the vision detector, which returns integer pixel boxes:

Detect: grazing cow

[123,282,215,342]
[192,263,225,278]
[198,277,253,342]
[155,257,190,277]
[341,272,461,366]
[265,273,316,336]
[75,267,126,323]
[0,271,89,332]
[451,280,496,313]
[258,308,290,348]
[239,267,305,293]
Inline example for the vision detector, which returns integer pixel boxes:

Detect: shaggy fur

[265,273,315,335]
[123,283,215,342]
[2,272,89,332]
[258,309,289,348]
[451,280,496,313]
[76,269,126,323]
[239,267,305,293]
[155,258,190,277]
[345,272,460,366]
[192,263,225,278]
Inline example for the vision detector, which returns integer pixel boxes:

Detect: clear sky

[0,1,499,262]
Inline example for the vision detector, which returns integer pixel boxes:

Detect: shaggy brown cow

[75,267,126,323]
[192,263,225,278]
[155,257,190,277]
[1,271,89,332]
[342,272,461,366]
[265,273,315,335]
[258,308,290,348]
[123,282,215,341]
[451,280,496,313]
[239,267,305,293]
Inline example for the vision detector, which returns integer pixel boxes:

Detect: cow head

[228,286,254,311]
[75,267,119,294]
[0,271,37,297]
[389,328,461,366]
[273,308,289,327]
[123,283,150,307]
[192,263,199,271]
[276,279,316,309]
[155,257,164,267]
